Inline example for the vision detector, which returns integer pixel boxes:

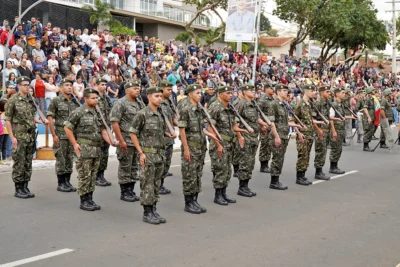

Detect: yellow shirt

[1,112,8,134]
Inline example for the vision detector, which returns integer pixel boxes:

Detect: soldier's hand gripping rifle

[198,103,222,141]
[282,101,306,129]
[228,102,254,133]
[252,99,272,126]
[95,105,116,146]
[28,93,47,123]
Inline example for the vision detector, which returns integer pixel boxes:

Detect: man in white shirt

[11,39,24,60]
[89,29,100,49]
[47,52,59,72]
[7,52,19,67]
[32,43,46,62]
[80,28,91,54]
[128,36,136,53]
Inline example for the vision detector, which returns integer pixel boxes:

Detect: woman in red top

[30,73,47,113]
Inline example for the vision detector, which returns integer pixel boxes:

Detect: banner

[225,0,257,42]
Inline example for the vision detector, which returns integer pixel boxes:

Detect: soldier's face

[18,82,30,94]
[127,87,140,98]
[85,94,99,107]
[98,83,107,92]
[220,91,233,102]
[189,89,202,103]
[163,87,172,98]
[243,90,255,99]
[277,89,288,100]
[62,83,73,95]
[149,93,163,106]
[336,91,345,100]
[320,90,330,99]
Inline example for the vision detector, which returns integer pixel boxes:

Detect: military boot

[143,205,160,225]
[96,171,107,186]
[233,164,239,178]
[57,175,72,192]
[237,180,252,197]
[64,173,77,192]
[22,181,35,198]
[269,176,288,190]
[80,194,96,211]
[380,141,388,149]
[214,188,228,206]
[296,171,310,186]
[329,162,345,174]
[315,168,330,180]
[159,179,171,195]
[193,193,207,213]
[14,182,29,199]
[88,192,101,210]
[152,204,166,223]
[244,180,257,196]
[120,184,136,202]
[129,182,140,202]
[184,195,201,214]
[302,171,312,185]
[260,161,270,173]
[363,143,373,152]
[222,187,236,203]
[100,171,112,186]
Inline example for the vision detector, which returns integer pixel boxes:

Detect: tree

[199,26,224,45]
[260,13,271,32]
[81,0,114,28]
[267,29,279,37]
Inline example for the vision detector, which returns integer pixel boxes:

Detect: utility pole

[252,0,262,85]
[18,0,22,24]
[386,0,400,75]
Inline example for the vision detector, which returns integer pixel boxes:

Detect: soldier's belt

[321,128,330,132]
[220,134,237,143]
[12,124,35,134]
[77,138,101,147]
[188,140,203,149]
[142,147,165,154]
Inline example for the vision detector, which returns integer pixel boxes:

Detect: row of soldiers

[5,76,399,225]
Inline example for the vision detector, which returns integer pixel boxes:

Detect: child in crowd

[0,100,8,164]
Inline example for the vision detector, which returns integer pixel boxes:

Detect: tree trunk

[289,42,296,57]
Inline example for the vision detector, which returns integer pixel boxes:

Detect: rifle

[252,100,271,126]
[282,101,306,129]
[28,94,46,123]
[228,102,254,133]
[70,93,82,107]
[95,105,116,145]
[198,103,222,141]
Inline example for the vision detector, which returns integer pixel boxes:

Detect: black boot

[159,179,171,195]
[22,181,35,198]
[14,182,29,199]
[233,164,239,177]
[237,180,252,197]
[260,161,270,173]
[96,171,107,186]
[363,143,373,152]
[296,171,310,186]
[329,162,345,174]
[245,179,257,196]
[100,171,112,186]
[120,184,136,202]
[64,173,77,192]
[193,193,207,213]
[222,187,236,203]
[380,141,388,149]
[80,194,96,211]
[315,168,330,180]
[57,174,72,192]
[152,204,166,223]
[143,205,160,225]
[129,182,140,202]
[184,195,201,214]
[214,188,228,205]
[269,176,288,190]
[88,192,101,210]
[166,172,173,177]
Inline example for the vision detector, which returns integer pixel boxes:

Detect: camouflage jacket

[363,96,375,121]
[267,99,289,140]
[4,93,36,141]
[315,97,330,131]
[343,97,351,116]
[64,104,104,158]
[110,96,144,146]
[129,106,166,164]
[208,99,236,147]
[258,94,274,115]
[380,97,394,122]
[177,96,191,113]
[97,93,113,125]
[294,99,315,136]
[160,98,175,146]
[47,94,81,139]
[331,99,345,131]
[236,98,260,144]
[356,98,365,113]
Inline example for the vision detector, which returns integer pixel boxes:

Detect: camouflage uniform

[97,92,113,174]
[231,97,242,170]
[362,95,376,144]
[380,91,394,146]
[329,99,345,163]
[160,97,174,191]
[258,94,274,165]
[314,95,330,170]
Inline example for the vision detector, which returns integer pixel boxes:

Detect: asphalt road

[1,134,400,267]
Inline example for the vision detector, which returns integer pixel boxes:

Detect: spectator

[1,61,19,79]
[76,63,90,86]
[5,72,16,87]
[47,52,59,72]
[7,52,19,67]
[30,73,46,113]
[80,28,91,54]
[32,56,45,73]
[59,29,67,43]
[32,43,46,62]
[49,27,60,44]
[26,24,38,56]
[58,51,71,77]
[17,59,34,80]
[44,76,58,108]
[11,39,24,60]
[59,39,71,55]
[14,24,25,41]
[106,75,118,101]
[0,99,8,163]
[71,58,81,79]
[73,76,85,100]
[25,17,42,40]
[67,27,76,43]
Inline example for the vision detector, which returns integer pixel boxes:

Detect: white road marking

[0,248,74,267]
[312,170,359,185]
[170,160,210,168]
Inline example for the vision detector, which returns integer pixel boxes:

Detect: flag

[372,95,380,126]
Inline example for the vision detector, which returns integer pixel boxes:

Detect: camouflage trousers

[76,157,100,196]
[380,120,393,142]
[140,162,164,206]
[54,139,74,175]
[237,141,259,181]
[314,131,329,168]
[98,141,110,172]
[259,132,272,162]
[162,144,173,179]
[232,141,240,166]
[296,134,313,172]
[269,138,289,177]
[181,147,206,195]
[117,146,139,184]
[210,142,233,189]
[363,120,374,143]
[12,139,34,183]
[329,130,344,163]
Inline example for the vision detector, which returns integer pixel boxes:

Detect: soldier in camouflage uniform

[258,83,275,173]
[159,81,177,195]
[266,84,301,190]
[232,89,243,178]
[110,80,145,202]
[355,89,366,143]
[95,78,113,186]
[64,88,117,211]
[342,88,352,146]
[130,86,175,225]
[235,84,269,197]
[362,87,379,152]
[178,84,218,214]
[313,85,332,180]
[47,78,81,193]
[379,88,394,148]
[208,86,247,205]
[5,76,48,199]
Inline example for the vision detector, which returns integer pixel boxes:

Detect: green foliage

[267,29,279,37]
[175,32,200,45]
[260,13,271,32]
[199,27,224,45]
[81,0,114,26]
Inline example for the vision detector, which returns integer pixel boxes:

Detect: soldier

[343,88,352,146]
[130,86,176,224]
[266,84,301,190]
[159,80,177,195]
[110,80,145,202]
[329,88,354,174]
[208,85,248,205]
[232,89,244,178]
[258,83,275,173]
[64,88,117,211]
[355,89,366,143]
[5,76,48,199]
[95,78,113,186]
[380,88,394,148]
[313,85,331,180]
[362,87,379,152]
[178,84,219,213]
[235,84,269,197]
[47,78,81,193]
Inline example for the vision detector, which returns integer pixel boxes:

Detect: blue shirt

[227,10,255,33]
